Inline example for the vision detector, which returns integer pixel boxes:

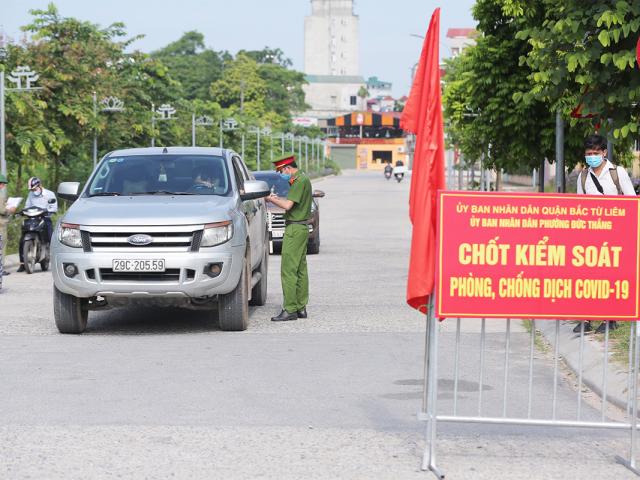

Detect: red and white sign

[436,192,640,320]
[292,116,319,127]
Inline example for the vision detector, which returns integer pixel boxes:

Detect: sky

[3,0,477,97]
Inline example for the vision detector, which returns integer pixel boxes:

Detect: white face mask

[32,189,42,197]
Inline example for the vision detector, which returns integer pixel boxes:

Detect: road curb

[311,174,336,184]
[536,320,630,412]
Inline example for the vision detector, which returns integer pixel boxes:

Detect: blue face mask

[279,173,291,182]
[585,154,604,168]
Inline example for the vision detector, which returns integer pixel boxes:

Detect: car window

[254,173,290,197]
[235,156,251,180]
[87,155,231,196]
[231,157,246,194]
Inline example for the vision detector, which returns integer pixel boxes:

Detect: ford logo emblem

[127,234,153,246]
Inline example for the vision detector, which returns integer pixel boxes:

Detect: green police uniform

[281,171,312,313]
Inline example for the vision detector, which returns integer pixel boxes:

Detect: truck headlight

[201,221,233,247]
[59,223,83,248]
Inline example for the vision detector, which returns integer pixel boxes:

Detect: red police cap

[273,154,296,171]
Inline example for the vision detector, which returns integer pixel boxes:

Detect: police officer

[266,155,312,322]
[17,177,57,272]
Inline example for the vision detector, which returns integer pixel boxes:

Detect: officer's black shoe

[297,307,307,319]
[1,271,9,276]
[16,264,25,273]
[595,321,618,334]
[573,321,592,333]
[271,310,297,322]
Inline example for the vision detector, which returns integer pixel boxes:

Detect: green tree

[152,31,226,100]
[443,0,560,174]
[238,47,293,67]
[516,0,640,164]
[3,3,180,189]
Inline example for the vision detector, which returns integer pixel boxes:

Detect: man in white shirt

[577,135,636,195]
[17,177,58,272]
[574,134,636,333]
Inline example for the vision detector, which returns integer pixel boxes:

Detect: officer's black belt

[285,219,310,226]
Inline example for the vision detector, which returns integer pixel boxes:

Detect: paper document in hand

[7,197,22,210]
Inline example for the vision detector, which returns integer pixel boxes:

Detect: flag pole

[421,294,434,415]
[421,290,444,478]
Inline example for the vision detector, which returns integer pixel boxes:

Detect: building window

[350,96,357,106]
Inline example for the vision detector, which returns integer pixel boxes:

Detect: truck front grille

[269,212,286,229]
[84,226,203,253]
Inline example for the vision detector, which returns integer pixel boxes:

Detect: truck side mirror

[58,182,81,202]
[240,180,270,201]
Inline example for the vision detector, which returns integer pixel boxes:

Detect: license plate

[112,259,166,272]
[272,230,284,239]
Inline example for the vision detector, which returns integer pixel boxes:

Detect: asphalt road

[0,171,637,479]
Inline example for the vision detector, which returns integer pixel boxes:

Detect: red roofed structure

[446,28,477,38]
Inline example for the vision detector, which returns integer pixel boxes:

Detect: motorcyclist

[17,177,57,272]
[393,159,406,182]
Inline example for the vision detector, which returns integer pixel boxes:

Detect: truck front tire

[218,257,249,331]
[54,286,88,334]
[250,244,268,306]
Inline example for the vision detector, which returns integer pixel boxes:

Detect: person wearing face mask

[265,155,313,322]
[574,134,635,333]
[17,177,57,272]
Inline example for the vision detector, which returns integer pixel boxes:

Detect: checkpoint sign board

[436,192,640,320]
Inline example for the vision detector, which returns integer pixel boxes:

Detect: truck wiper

[128,190,197,195]
[89,192,121,197]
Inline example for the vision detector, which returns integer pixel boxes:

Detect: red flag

[401,8,446,313]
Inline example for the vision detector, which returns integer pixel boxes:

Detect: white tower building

[300,0,365,120]
[304,0,359,76]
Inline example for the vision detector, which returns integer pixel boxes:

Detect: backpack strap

[581,165,624,195]
[609,166,623,195]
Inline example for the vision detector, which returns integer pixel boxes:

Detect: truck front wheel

[250,242,268,306]
[218,256,249,331]
[54,286,88,334]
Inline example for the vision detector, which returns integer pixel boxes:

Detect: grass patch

[607,321,633,365]
[521,319,551,354]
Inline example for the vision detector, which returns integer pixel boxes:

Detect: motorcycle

[384,165,393,180]
[18,205,51,274]
[393,165,407,183]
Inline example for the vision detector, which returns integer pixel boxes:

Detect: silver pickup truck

[51,147,270,333]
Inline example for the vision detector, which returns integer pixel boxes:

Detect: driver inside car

[188,167,219,193]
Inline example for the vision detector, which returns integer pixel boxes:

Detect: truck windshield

[88,155,231,197]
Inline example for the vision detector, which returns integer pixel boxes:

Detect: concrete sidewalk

[3,253,19,271]
[536,320,632,413]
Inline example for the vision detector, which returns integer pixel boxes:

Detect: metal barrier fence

[419,296,640,478]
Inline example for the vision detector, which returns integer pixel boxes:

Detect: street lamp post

[192,114,214,147]
[285,132,295,154]
[221,118,239,150]
[248,126,271,170]
[1,65,43,176]
[93,95,124,167]
[303,136,309,171]
[151,103,176,147]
